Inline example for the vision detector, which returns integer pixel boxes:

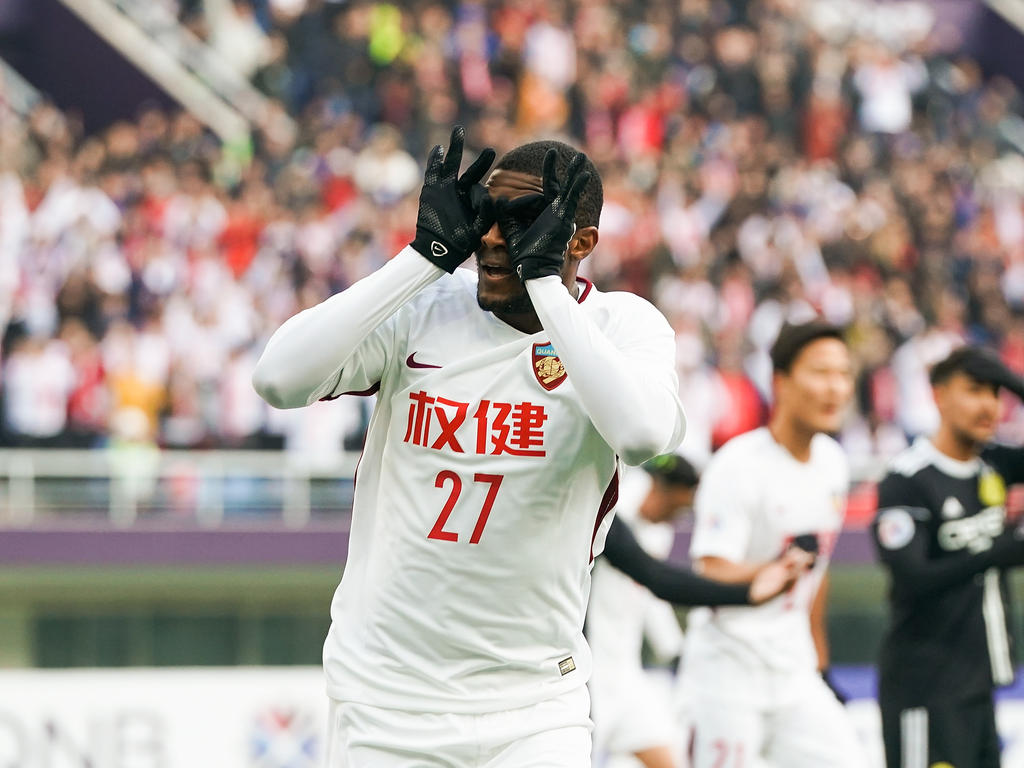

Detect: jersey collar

[917,437,981,479]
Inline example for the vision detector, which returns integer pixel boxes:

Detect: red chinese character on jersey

[475,400,547,457]
[404,391,469,452]
[430,397,468,453]
[404,390,435,447]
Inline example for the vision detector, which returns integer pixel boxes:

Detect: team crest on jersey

[533,342,567,390]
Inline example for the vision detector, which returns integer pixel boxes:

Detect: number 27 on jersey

[428,470,503,544]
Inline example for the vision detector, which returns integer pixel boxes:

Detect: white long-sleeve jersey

[685,427,848,684]
[252,247,686,713]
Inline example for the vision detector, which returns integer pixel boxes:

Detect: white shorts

[591,670,677,757]
[325,686,592,768]
[685,671,865,768]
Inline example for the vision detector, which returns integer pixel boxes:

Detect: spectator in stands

[2,334,75,446]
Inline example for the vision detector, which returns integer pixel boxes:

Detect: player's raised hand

[411,125,497,273]
[495,148,591,282]
[748,548,814,605]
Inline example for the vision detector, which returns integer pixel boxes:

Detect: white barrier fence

[0,449,360,528]
[0,667,327,768]
[0,449,885,529]
[5,667,1024,768]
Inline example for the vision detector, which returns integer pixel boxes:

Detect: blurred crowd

[2,0,1024,468]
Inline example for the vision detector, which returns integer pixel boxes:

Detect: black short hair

[929,345,1013,388]
[493,140,603,229]
[770,319,845,373]
[642,453,700,488]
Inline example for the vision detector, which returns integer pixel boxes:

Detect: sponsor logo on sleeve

[979,468,1007,508]
[558,656,576,676]
[877,508,916,550]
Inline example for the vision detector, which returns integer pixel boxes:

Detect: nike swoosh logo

[406,353,442,370]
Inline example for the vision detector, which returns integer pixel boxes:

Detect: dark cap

[642,453,700,487]
[929,346,1017,390]
[770,319,845,373]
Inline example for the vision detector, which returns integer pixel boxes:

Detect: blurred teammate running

[681,319,867,767]
[589,454,812,768]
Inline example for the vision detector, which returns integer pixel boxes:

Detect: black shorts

[879,690,999,768]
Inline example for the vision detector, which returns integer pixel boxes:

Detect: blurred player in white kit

[682,320,867,767]
[588,455,812,768]
[252,126,687,767]
[588,455,695,768]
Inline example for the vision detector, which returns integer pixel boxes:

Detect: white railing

[0,56,42,117]
[987,0,1024,34]
[0,448,359,529]
[0,448,888,530]
[108,0,294,137]
[53,0,295,144]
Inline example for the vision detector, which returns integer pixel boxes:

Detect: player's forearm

[252,247,443,408]
[603,518,751,606]
[695,555,763,583]
[525,277,685,465]
[889,549,1009,599]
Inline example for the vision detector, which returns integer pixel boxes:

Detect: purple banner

[0,521,351,565]
[0,523,878,566]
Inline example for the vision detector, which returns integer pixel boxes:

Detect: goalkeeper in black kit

[872,346,1024,768]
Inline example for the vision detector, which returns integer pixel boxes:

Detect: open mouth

[480,264,514,278]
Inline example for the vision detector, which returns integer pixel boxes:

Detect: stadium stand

[1,0,1023,466]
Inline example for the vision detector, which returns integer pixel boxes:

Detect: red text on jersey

[403,390,548,457]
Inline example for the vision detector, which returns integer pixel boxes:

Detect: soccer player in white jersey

[588,455,696,768]
[591,456,813,768]
[681,320,867,767]
[252,126,687,767]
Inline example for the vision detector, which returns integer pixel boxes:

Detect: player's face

[935,372,1001,445]
[639,481,695,523]
[777,338,853,434]
[476,169,544,315]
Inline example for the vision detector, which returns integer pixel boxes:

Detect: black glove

[790,533,820,568]
[495,149,591,281]
[410,125,496,273]
[821,668,848,704]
